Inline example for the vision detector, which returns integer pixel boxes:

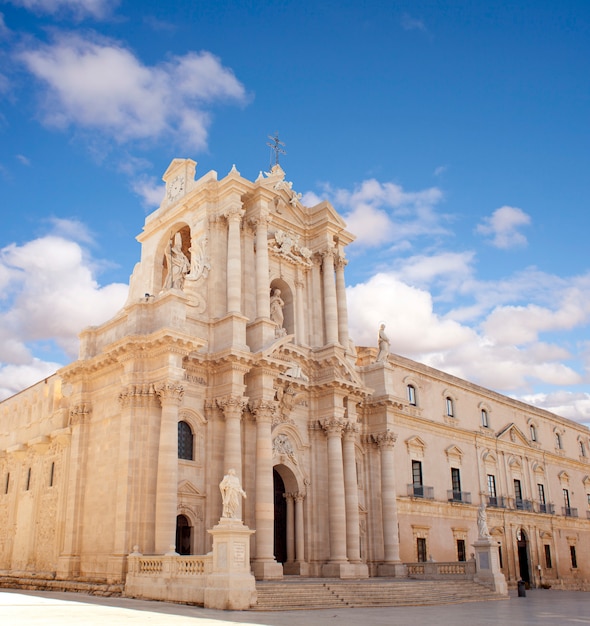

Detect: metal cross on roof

[267,132,286,167]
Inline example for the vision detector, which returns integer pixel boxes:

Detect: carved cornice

[69,403,91,426]
[119,384,158,408]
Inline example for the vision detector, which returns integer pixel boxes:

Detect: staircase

[251,578,507,611]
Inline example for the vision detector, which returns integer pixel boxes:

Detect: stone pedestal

[204,519,257,610]
[322,562,369,579]
[212,313,249,353]
[473,538,508,595]
[377,562,407,577]
[246,318,278,353]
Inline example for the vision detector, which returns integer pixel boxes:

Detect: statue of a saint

[219,469,247,520]
[477,502,491,539]
[168,233,190,290]
[376,324,390,362]
[270,288,285,328]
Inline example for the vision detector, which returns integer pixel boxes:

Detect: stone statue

[376,324,390,362]
[477,502,491,539]
[270,288,285,328]
[219,469,246,520]
[168,232,190,289]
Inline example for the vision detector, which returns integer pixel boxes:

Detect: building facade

[0,159,589,590]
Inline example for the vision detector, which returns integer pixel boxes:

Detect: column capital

[321,246,337,263]
[248,399,278,421]
[224,205,245,223]
[216,394,248,419]
[373,430,398,449]
[335,254,348,270]
[321,416,345,436]
[342,420,359,441]
[119,383,158,408]
[250,211,272,228]
[154,381,184,405]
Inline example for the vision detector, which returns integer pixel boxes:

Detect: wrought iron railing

[407,484,434,499]
[447,490,471,504]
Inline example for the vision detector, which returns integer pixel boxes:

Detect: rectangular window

[407,385,416,406]
[563,488,570,509]
[412,460,423,496]
[481,409,488,427]
[451,467,461,498]
[446,397,454,417]
[544,544,552,569]
[487,474,497,499]
[4,473,9,495]
[25,468,31,491]
[498,545,503,569]
[49,462,55,488]
[570,545,577,569]
[417,537,427,562]
[457,539,466,562]
[538,483,546,504]
[514,479,523,506]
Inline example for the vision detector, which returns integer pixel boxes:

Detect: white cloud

[16,154,31,166]
[521,391,590,426]
[401,13,427,32]
[0,359,62,401]
[8,0,118,19]
[18,33,247,151]
[476,205,531,248]
[132,176,165,209]
[0,224,128,399]
[313,178,446,247]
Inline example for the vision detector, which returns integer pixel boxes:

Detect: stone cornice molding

[119,383,158,408]
[155,382,184,405]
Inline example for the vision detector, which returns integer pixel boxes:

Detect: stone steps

[251,579,506,611]
[0,576,124,597]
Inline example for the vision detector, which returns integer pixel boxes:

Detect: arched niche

[158,224,192,291]
[270,277,294,335]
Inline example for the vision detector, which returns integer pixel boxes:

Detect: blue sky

[1,0,590,426]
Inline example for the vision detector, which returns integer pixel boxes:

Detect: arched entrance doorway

[175,514,192,555]
[517,528,530,585]
[273,469,287,563]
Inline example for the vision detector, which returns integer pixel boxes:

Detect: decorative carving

[69,403,91,426]
[275,383,305,423]
[166,232,191,290]
[119,384,158,407]
[185,235,211,283]
[249,399,277,421]
[376,324,390,362]
[373,430,398,448]
[155,382,184,404]
[269,229,312,267]
[321,416,344,436]
[216,395,248,418]
[273,433,298,465]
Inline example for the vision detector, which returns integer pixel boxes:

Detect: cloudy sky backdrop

[1,0,590,426]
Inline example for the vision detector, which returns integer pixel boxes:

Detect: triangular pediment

[496,423,531,446]
[178,480,203,497]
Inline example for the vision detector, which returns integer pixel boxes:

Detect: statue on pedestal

[220,469,247,520]
[376,324,390,362]
[477,502,491,539]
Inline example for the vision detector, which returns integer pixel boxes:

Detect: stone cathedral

[0,158,589,603]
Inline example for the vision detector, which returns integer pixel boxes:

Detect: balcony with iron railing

[448,490,471,504]
[536,502,555,515]
[514,498,534,512]
[562,506,578,518]
[487,495,507,508]
[407,484,435,499]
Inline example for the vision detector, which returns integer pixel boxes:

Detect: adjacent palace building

[1,158,589,598]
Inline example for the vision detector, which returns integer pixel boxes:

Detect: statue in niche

[185,235,211,283]
[270,288,285,329]
[167,232,190,290]
[219,468,247,520]
[477,502,491,539]
[376,323,390,362]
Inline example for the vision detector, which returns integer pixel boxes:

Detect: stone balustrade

[405,561,476,580]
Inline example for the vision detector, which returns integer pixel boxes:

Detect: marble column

[254,212,271,319]
[375,431,401,563]
[154,382,184,555]
[225,205,244,314]
[295,277,305,345]
[249,400,282,578]
[285,493,295,563]
[321,248,339,345]
[335,254,349,348]
[216,395,246,486]
[294,493,306,563]
[321,417,348,563]
[342,421,361,563]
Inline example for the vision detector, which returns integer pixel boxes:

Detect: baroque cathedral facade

[0,158,589,592]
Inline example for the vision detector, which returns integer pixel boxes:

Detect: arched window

[407,384,417,406]
[530,424,537,442]
[481,409,489,428]
[178,421,194,460]
[446,397,454,417]
[580,440,586,457]
[555,432,562,450]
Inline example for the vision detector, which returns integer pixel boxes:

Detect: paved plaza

[1,588,588,626]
